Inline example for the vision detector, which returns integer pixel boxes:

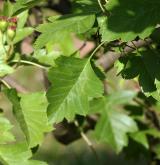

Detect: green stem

[10,60,48,70]
[90,41,107,58]
[97,0,106,13]
[74,120,99,162]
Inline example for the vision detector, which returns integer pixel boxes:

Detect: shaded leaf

[72,0,101,14]
[120,50,160,100]
[99,0,160,42]
[130,132,149,149]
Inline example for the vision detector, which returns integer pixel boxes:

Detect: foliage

[0,0,160,164]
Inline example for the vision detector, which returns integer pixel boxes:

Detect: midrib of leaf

[16,106,30,144]
[108,112,117,148]
[103,108,117,149]
[49,59,90,122]
[5,90,30,143]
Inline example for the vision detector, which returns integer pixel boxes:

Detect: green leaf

[17,10,29,29]
[2,0,13,17]
[144,128,160,138]
[120,50,160,100]
[89,98,105,114]
[0,142,47,165]
[99,0,160,42]
[4,89,52,148]
[147,129,160,158]
[13,27,34,44]
[47,56,103,124]
[130,132,149,149]
[12,0,44,16]
[33,49,61,67]
[0,63,14,77]
[154,145,160,159]
[89,90,136,114]
[95,107,138,152]
[34,14,95,49]
[106,90,137,106]
[0,114,15,144]
[93,96,138,153]
[72,0,101,14]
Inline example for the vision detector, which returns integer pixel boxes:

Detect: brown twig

[3,76,28,93]
[97,38,152,71]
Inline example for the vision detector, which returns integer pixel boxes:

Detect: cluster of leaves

[0,0,160,164]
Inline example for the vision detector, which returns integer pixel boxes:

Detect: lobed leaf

[4,89,52,148]
[92,91,138,153]
[0,142,47,165]
[99,0,160,42]
[0,114,15,144]
[34,14,95,49]
[47,56,103,124]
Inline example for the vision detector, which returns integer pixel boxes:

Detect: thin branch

[0,78,11,89]
[74,120,99,162]
[3,76,28,93]
[97,38,152,71]
[90,41,107,58]
[10,60,48,70]
[97,0,106,13]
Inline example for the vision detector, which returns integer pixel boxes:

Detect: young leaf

[4,89,52,148]
[47,56,103,124]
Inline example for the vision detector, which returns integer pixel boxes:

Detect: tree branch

[97,38,152,71]
[3,76,28,93]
